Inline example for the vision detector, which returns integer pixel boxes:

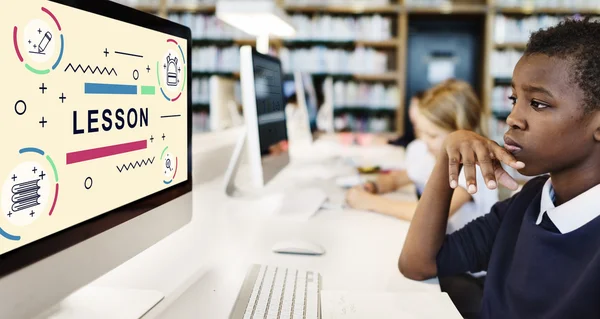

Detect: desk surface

[91,137,439,318]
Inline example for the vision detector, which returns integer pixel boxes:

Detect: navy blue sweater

[437,175,600,318]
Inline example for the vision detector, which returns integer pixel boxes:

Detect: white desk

[91,137,439,318]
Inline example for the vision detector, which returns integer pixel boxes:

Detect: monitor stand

[223,130,327,220]
[34,286,163,319]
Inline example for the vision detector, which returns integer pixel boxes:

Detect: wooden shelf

[284,39,398,48]
[309,72,399,81]
[494,42,527,50]
[166,4,216,13]
[407,4,488,14]
[283,4,400,14]
[192,38,398,49]
[353,73,398,81]
[354,39,398,48]
[496,7,600,15]
[192,71,240,78]
[190,71,398,82]
[334,106,397,112]
[135,5,160,12]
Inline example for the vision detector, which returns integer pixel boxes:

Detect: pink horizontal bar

[67,140,147,165]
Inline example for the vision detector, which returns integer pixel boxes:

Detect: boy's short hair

[525,18,600,114]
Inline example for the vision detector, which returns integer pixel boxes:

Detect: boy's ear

[594,112,600,143]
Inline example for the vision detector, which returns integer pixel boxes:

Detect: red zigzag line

[64,63,117,76]
[116,157,155,173]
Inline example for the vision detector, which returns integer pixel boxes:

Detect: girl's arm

[346,185,472,221]
[366,170,411,194]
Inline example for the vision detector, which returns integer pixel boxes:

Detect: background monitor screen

[0,0,191,275]
[252,52,289,157]
[300,73,318,132]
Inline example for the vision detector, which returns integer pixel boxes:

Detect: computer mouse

[272,240,325,256]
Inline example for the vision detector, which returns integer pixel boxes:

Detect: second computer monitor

[295,72,318,133]
[240,46,290,188]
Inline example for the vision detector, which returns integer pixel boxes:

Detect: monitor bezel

[0,0,193,278]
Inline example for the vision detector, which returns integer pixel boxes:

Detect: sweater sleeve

[435,175,549,276]
[435,196,514,276]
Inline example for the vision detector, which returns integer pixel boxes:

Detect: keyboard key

[239,266,320,319]
[267,269,286,317]
[254,267,277,317]
[305,275,320,319]
[244,265,267,318]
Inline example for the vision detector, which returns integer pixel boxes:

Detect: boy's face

[506,54,596,176]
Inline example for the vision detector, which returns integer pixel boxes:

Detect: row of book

[168,13,395,42]
[334,114,393,133]
[191,46,240,72]
[490,49,522,78]
[333,81,399,109]
[283,0,392,5]
[496,0,600,9]
[279,47,390,74]
[495,14,600,44]
[289,14,393,42]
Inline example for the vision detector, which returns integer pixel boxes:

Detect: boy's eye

[530,99,550,109]
[508,96,517,106]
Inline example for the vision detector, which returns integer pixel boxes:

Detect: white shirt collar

[536,178,600,234]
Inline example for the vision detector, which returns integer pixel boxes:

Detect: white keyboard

[229,265,321,319]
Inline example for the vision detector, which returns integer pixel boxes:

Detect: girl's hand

[363,181,378,194]
[346,186,376,211]
[442,130,525,194]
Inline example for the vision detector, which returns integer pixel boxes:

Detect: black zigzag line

[64,63,118,76]
[116,157,155,173]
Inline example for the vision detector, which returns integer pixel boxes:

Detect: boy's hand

[443,130,525,193]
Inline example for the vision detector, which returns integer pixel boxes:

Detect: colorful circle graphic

[0,148,59,241]
[157,39,186,102]
[13,7,65,75]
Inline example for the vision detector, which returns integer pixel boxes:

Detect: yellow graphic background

[0,0,188,255]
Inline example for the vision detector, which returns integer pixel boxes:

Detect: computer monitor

[209,75,243,131]
[0,0,192,317]
[239,46,290,189]
[223,47,327,219]
[284,72,317,147]
[295,72,319,132]
[317,76,335,133]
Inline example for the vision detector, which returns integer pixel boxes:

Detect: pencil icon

[38,31,52,53]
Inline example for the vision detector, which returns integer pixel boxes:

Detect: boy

[399,18,600,318]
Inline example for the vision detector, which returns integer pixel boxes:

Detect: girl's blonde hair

[418,79,489,137]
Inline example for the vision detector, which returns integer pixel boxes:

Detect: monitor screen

[300,74,318,132]
[252,51,289,157]
[1,0,190,266]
